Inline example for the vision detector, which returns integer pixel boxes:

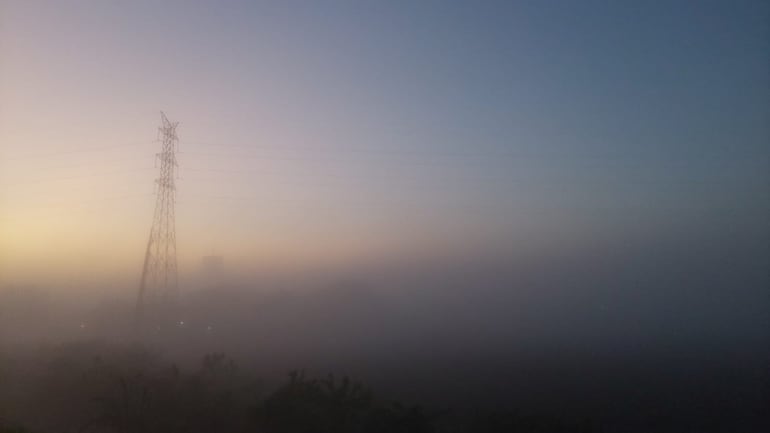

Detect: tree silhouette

[254,370,432,433]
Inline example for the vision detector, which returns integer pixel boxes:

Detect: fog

[2,225,768,431]
[2,0,769,431]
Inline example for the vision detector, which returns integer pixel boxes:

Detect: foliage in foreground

[0,342,597,433]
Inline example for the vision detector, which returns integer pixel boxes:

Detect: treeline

[0,341,596,433]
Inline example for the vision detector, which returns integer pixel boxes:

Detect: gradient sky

[1,0,768,287]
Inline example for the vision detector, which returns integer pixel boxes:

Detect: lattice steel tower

[137,112,179,326]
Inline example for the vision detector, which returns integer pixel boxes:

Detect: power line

[176,150,513,166]
[182,140,525,158]
[1,167,156,188]
[0,193,155,211]
[174,193,515,210]
[181,141,757,165]
[31,157,156,172]
[2,141,155,161]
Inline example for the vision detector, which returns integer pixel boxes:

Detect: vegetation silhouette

[254,369,431,433]
[0,341,609,433]
[6,337,767,432]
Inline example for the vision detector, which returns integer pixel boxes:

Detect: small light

[79,323,86,329]
[179,320,185,326]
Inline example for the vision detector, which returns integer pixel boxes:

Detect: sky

[1,0,768,288]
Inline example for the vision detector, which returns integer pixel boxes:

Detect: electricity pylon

[136,112,179,327]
